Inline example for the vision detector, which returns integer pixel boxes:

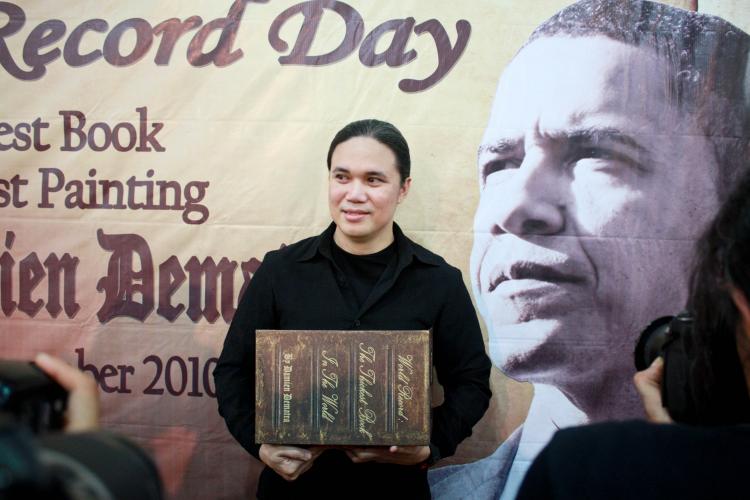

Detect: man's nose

[346,180,367,202]
[485,162,565,236]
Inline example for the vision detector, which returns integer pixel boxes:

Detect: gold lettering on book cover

[357,342,376,438]
[320,350,340,424]
[397,354,414,422]
[282,351,293,423]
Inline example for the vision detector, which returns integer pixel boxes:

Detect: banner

[2,1,748,498]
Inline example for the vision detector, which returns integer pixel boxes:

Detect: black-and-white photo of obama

[430,1,750,498]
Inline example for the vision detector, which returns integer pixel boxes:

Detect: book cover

[255,329,431,445]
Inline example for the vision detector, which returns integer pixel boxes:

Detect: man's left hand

[633,357,673,424]
[345,445,430,465]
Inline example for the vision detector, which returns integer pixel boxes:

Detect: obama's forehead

[485,36,688,142]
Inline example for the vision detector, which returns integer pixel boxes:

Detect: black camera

[634,312,697,423]
[635,312,750,425]
[0,359,163,500]
[0,360,68,433]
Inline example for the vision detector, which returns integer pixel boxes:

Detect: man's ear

[398,177,412,203]
[730,287,750,341]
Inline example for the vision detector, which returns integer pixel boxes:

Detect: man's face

[471,36,720,392]
[329,136,410,252]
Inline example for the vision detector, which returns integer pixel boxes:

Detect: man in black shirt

[214,119,491,499]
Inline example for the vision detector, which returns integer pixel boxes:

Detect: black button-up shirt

[214,223,491,496]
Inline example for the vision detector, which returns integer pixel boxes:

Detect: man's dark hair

[326,119,411,183]
[687,169,750,424]
[527,0,750,200]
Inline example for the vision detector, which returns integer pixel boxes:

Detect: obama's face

[472,36,720,393]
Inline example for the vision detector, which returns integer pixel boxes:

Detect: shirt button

[354,320,361,327]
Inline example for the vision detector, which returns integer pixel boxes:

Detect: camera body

[0,360,67,433]
[635,312,698,423]
[0,359,163,500]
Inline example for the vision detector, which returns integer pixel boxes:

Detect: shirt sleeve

[430,268,492,459]
[213,254,278,459]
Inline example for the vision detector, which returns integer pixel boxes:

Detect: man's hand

[259,444,325,481]
[345,445,430,465]
[633,357,673,424]
[34,352,100,432]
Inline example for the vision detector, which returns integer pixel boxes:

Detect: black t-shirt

[331,241,396,308]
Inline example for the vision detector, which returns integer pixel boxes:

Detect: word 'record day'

[0,0,469,93]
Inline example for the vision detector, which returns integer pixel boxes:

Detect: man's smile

[341,207,371,222]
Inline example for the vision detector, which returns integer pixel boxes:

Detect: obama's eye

[567,146,646,176]
[576,147,616,160]
[482,157,522,184]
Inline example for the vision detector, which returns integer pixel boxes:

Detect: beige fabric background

[1,1,747,498]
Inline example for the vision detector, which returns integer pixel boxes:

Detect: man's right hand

[34,352,100,432]
[259,444,324,481]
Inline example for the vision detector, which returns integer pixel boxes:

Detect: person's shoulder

[404,237,452,269]
[402,236,467,291]
[552,420,659,447]
[259,233,321,268]
[533,421,750,499]
[551,420,750,457]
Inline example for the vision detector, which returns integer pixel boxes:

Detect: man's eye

[368,177,383,183]
[482,158,521,182]
[569,147,636,169]
[568,146,647,179]
[576,147,615,160]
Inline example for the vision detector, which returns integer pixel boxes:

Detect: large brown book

[255,330,431,446]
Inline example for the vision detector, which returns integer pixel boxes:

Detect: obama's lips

[480,257,591,323]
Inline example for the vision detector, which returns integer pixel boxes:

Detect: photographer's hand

[633,357,672,424]
[35,353,100,432]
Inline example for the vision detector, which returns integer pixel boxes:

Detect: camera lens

[634,316,674,371]
[38,431,163,500]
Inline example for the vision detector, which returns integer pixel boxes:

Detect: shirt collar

[297,222,336,262]
[392,222,442,267]
[296,222,441,267]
